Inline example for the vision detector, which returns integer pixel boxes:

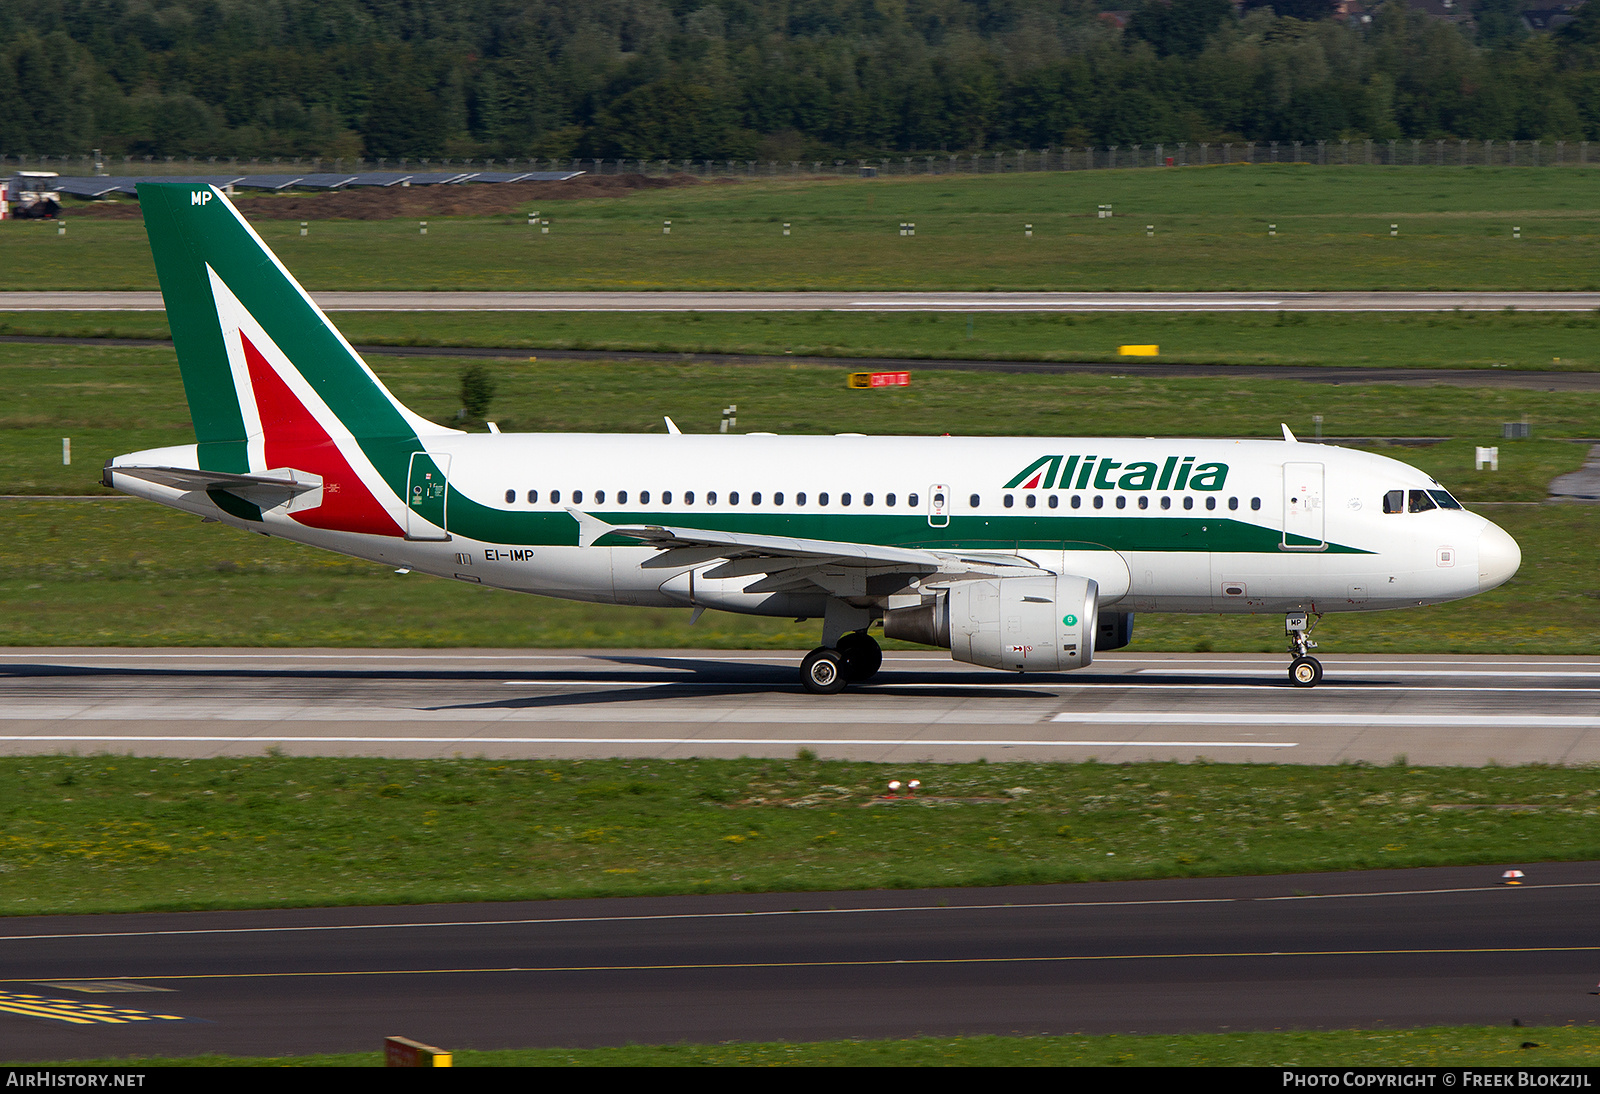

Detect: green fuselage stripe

[431,493,1368,555]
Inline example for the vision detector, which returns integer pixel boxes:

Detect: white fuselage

[112,433,1519,621]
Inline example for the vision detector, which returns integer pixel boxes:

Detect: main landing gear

[800,631,882,694]
[1286,610,1323,688]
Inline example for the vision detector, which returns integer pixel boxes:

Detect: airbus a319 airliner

[106,185,1521,693]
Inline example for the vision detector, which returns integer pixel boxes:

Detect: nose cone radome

[1477,522,1521,592]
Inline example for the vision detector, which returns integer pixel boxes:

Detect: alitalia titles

[1005,455,1230,493]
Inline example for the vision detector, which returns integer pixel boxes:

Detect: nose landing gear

[1286,611,1322,687]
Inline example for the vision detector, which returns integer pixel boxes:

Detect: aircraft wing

[566,509,1050,596]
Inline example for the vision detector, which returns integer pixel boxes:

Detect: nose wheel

[1290,655,1323,687]
[1285,610,1323,687]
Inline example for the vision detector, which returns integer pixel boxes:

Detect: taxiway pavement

[13,290,1600,311]
[3,863,1596,1056]
[3,649,1598,766]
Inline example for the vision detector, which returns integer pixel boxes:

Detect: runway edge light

[386,1035,453,1067]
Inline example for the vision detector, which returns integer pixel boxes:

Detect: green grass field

[20,1026,1600,1066]
[0,341,1589,497]
[16,166,1600,290]
[4,755,1596,916]
[1,342,1594,651]
[12,306,1600,372]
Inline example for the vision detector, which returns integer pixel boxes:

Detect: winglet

[1282,423,1297,443]
[566,507,613,548]
[663,416,682,435]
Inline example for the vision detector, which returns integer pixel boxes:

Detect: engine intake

[885,575,1100,673]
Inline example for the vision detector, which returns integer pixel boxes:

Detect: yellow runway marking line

[0,990,187,1025]
[14,944,1599,985]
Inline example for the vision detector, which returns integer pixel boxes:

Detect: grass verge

[15,1026,1600,1066]
[2,756,1596,916]
[12,308,1600,372]
[14,167,1600,291]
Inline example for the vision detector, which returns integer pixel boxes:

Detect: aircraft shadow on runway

[0,657,1409,714]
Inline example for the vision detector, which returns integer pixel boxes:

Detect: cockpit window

[1408,489,1437,513]
[1383,489,1404,514]
[1427,489,1463,510]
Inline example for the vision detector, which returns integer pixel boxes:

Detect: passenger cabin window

[662,491,672,504]
[970,494,981,508]
[1384,489,1404,514]
[1251,497,1261,511]
[573,490,583,504]
[1004,495,1014,508]
[1205,497,1216,511]
[505,489,515,504]
[1048,495,1059,509]
[774,492,784,505]
[863,493,873,506]
[595,490,605,504]
[908,493,919,507]
[706,491,717,505]
[527,490,538,504]
[640,490,650,504]
[1183,497,1193,510]
[618,490,628,504]
[1026,494,1037,509]
[886,493,896,506]
[729,492,738,505]
[751,492,761,505]
[819,492,829,506]
[551,490,561,504]
[684,491,694,505]
[1137,496,1147,510]
[1160,497,1171,510]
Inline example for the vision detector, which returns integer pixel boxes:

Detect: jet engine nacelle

[885,575,1100,673]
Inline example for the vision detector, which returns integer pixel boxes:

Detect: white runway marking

[849,300,1288,308]
[491,679,1594,695]
[0,735,1297,748]
[1052,713,1600,728]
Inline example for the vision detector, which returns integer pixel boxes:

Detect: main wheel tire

[801,647,847,694]
[837,632,883,683]
[1289,655,1323,688]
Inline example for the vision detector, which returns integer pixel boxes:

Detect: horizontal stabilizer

[106,464,321,506]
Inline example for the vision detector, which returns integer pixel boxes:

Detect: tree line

[4,0,1600,164]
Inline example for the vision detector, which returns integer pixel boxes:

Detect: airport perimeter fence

[9,138,1600,184]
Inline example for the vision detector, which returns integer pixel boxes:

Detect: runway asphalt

[3,862,1597,1056]
[3,649,1598,766]
[11,290,1600,311]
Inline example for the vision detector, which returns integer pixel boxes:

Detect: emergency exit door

[1282,462,1325,550]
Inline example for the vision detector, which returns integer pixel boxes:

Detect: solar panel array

[41,171,582,200]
